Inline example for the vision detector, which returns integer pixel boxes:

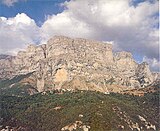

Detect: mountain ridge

[0,36,159,94]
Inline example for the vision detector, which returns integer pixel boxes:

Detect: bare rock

[0,36,158,93]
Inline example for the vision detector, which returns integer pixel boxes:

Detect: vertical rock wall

[0,36,157,92]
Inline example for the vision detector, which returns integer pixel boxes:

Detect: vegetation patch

[0,90,159,130]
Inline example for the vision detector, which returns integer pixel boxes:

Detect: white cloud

[1,0,26,6]
[0,13,40,55]
[41,11,93,43]
[143,56,160,71]
[2,0,17,6]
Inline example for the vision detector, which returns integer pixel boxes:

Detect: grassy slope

[0,90,159,131]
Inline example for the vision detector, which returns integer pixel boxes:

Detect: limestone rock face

[54,68,68,83]
[0,36,158,92]
[115,52,137,71]
[135,62,154,87]
[0,55,16,79]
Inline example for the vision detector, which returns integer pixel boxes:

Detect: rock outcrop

[0,36,158,93]
[0,55,16,79]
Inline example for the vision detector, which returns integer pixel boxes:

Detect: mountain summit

[0,36,159,94]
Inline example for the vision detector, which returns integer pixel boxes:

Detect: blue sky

[1,0,157,26]
[0,0,159,71]
[0,0,69,26]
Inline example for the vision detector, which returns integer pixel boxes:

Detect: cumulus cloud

[143,56,160,71]
[1,0,26,6]
[0,13,40,55]
[41,11,93,43]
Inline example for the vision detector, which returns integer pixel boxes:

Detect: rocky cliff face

[0,36,158,93]
[0,55,16,79]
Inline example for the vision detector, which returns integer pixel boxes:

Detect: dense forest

[0,90,159,131]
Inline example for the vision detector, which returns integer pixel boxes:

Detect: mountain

[0,36,159,95]
[0,36,159,131]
